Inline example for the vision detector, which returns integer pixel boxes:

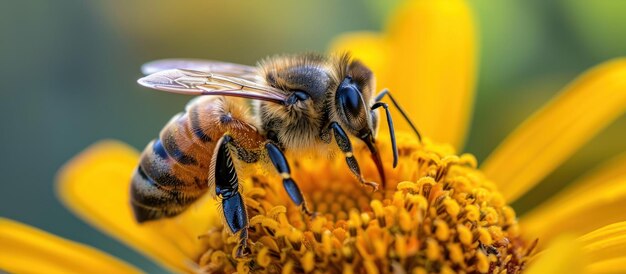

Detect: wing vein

[137,68,287,105]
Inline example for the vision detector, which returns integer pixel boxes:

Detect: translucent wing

[141,59,259,82]
[137,69,287,104]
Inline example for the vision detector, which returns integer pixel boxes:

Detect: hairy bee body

[257,54,375,153]
[132,53,417,256]
[131,96,264,221]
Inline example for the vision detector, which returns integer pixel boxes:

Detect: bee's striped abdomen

[130,96,265,223]
[131,106,217,222]
[130,164,196,221]
[131,138,211,222]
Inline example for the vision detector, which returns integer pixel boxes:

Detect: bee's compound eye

[337,78,364,120]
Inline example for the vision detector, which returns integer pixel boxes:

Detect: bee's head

[335,60,389,184]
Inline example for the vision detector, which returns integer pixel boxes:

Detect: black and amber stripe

[130,109,217,222]
[130,96,267,223]
[130,140,208,222]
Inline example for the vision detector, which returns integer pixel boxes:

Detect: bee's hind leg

[265,142,315,217]
[212,135,250,257]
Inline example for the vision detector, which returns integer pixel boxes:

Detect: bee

[130,53,421,257]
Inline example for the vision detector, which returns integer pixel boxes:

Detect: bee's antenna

[371,102,398,168]
[375,89,422,141]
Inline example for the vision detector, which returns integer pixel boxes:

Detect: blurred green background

[1,0,625,272]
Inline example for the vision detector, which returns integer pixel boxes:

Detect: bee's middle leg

[212,135,250,257]
[265,142,314,216]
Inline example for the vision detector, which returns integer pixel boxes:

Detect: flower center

[197,133,535,273]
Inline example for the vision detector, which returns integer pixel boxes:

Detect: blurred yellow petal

[578,222,626,264]
[526,235,586,274]
[328,0,477,148]
[386,0,476,149]
[526,223,626,273]
[548,151,626,199]
[56,140,221,273]
[587,258,626,274]
[328,31,389,86]
[0,218,141,274]
[482,58,626,202]
[521,176,626,245]
[522,151,626,243]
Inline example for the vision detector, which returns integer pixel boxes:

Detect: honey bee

[131,53,421,257]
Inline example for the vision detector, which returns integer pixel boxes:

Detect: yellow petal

[481,58,626,202]
[385,0,477,149]
[522,151,626,243]
[56,140,221,273]
[578,222,626,267]
[525,235,587,274]
[587,258,626,274]
[328,31,389,86]
[0,218,141,274]
[520,176,626,245]
[577,222,626,273]
[548,151,626,200]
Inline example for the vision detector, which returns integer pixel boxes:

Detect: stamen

[193,133,532,273]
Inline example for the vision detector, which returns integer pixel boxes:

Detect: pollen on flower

[196,133,534,273]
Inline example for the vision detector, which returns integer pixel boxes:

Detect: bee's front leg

[329,122,379,192]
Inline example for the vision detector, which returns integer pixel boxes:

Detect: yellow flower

[0,217,140,274]
[3,0,626,273]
